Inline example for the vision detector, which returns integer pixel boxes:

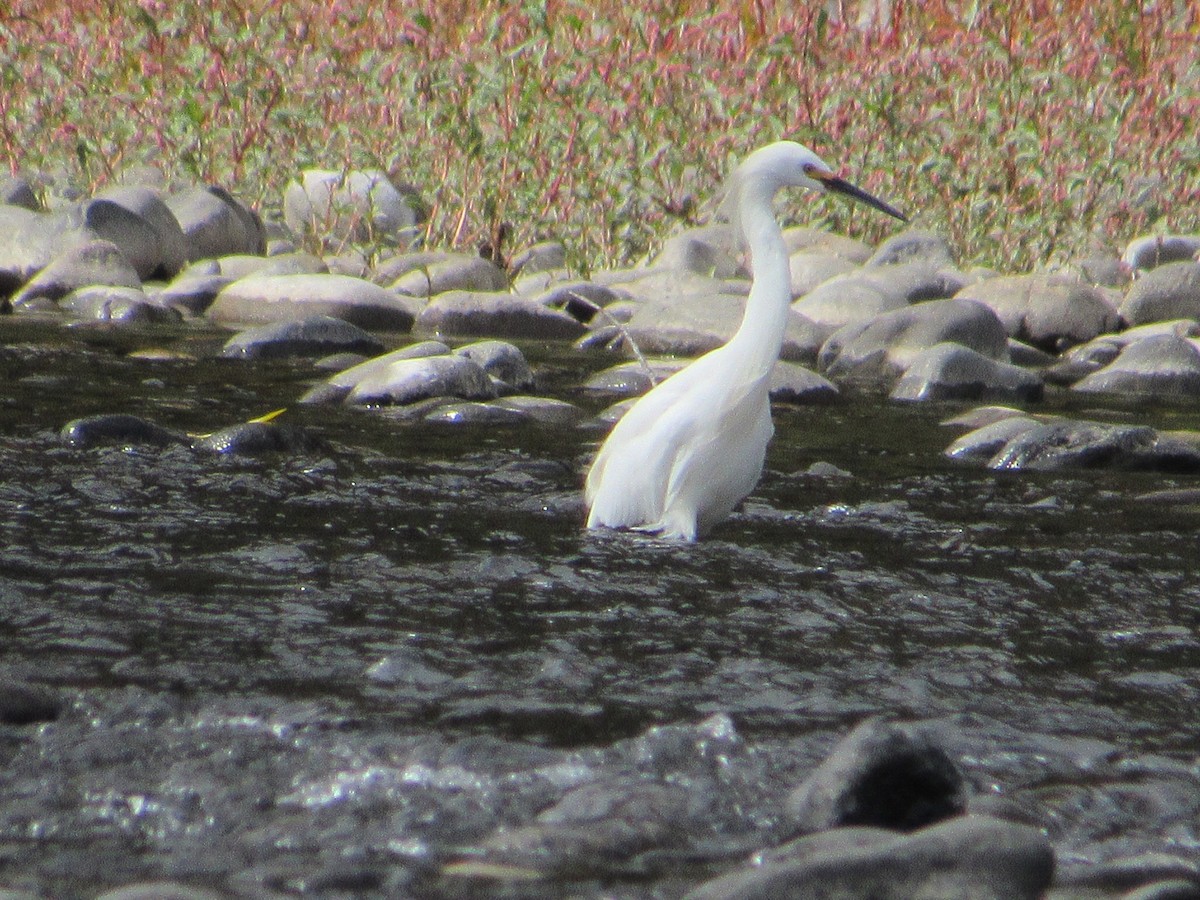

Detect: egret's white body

[585,141,905,541]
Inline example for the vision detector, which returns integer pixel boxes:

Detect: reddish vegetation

[2,1,1198,270]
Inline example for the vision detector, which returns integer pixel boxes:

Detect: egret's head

[724,140,908,223]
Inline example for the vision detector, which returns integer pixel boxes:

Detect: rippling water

[1,317,1199,897]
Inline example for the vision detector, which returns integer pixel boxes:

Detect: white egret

[585,141,907,541]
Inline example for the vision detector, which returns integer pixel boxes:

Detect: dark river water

[1,317,1199,897]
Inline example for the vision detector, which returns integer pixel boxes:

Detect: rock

[1073,335,1200,397]
[890,342,1044,403]
[788,251,859,297]
[1122,881,1200,900]
[93,882,226,900]
[207,273,418,331]
[509,240,567,277]
[769,361,840,403]
[864,229,955,267]
[785,718,968,834]
[651,224,743,277]
[583,360,685,396]
[988,420,1200,472]
[0,208,91,293]
[493,395,583,425]
[345,354,496,406]
[1123,234,1200,272]
[1075,252,1132,288]
[792,272,907,330]
[685,815,1053,900]
[193,421,321,455]
[1055,851,1200,895]
[944,416,1042,464]
[371,250,450,285]
[299,341,453,403]
[1119,262,1200,326]
[94,185,189,279]
[12,239,141,309]
[61,414,189,448]
[415,290,584,340]
[389,254,507,296]
[422,401,531,426]
[216,252,327,279]
[0,175,39,210]
[534,281,623,323]
[165,186,264,261]
[819,298,1009,388]
[149,272,235,316]
[454,340,534,391]
[782,226,873,262]
[220,315,384,360]
[283,168,421,249]
[73,197,166,283]
[0,682,61,725]
[59,285,181,324]
[954,273,1118,350]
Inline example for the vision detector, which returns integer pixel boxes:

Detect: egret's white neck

[725,185,791,380]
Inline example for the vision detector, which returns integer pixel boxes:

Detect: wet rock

[493,395,583,425]
[509,240,566,277]
[769,361,840,404]
[954,273,1118,350]
[454,340,534,391]
[785,718,968,834]
[93,882,225,900]
[283,168,421,249]
[193,421,321,455]
[11,238,141,309]
[1044,338,1123,385]
[390,254,508,296]
[988,420,1200,473]
[415,290,584,340]
[301,340,455,403]
[61,414,189,448]
[1123,234,1200,272]
[1054,851,1200,895]
[686,815,1052,900]
[534,281,622,323]
[149,272,234,315]
[207,273,418,331]
[1073,335,1200,397]
[94,185,189,279]
[423,401,531,426]
[944,416,1042,463]
[788,250,859,297]
[864,228,955,267]
[582,360,685,396]
[652,223,743,277]
[819,298,1008,388]
[890,342,1044,403]
[59,285,181,324]
[1119,261,1200,326]
[220,315,384,360]
[0,682,61,725]
[345,353,496,406]
[165,185,265,261]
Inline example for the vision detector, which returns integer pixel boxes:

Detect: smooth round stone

[220,315,384,360]
[322,341,454,391]
[944,416,1042,464]
[864,228,955,267]
[61,414,188,448]
[149,272,235,315]
[193,421,320,455]
[389,254,508,296]
[890,342,1043,403]
[1073,335,1200,397]
[454,340,534,391]
[216,252,327,279]
[208,273,418,331]
[283,168,420,248]
[782,225,873,262]
[792,272,907,330]
[493,395,583,425]
[12,238,141,308]
[415,290,585,340]
[954,272,1118,350]
[583,360,685,396]
[788,250,858,297]
[165,185,264,261]
[1119,261,1200,326]
[509,240,566,277]
[651,223,743,277]
[768,361,840,403]
[93,185,189,279]
[1123,234,1200,272]
[346,354,495,406]
[59,285,181,324]
[422,401,530,426]
[820,298,1009,387]
[534,280,622,322]
[988,420,1200,472]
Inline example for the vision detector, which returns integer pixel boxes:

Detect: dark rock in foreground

[987,420,1200,472]
[60,414,189,449]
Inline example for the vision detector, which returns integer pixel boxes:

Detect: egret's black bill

[823,175,908,223]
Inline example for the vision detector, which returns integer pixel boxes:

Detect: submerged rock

[61,414,188,449]
[345,353,496,406]
[193,421,322,455]
[59,285,181,325]
[987,420,1200,473]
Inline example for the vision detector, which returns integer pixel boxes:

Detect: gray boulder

[283,168,421,249]
[509,240,567,277]
[454,340,534,391]
[0,176,39,210]
[59,285,180,324]
[651,223,743,277]
[944,416,1043,464]
[1119,261,1200,326]
[220,315,385,360]
[389,254,507,296]
[1073,335,1200,397]
[534,281,623,323]
[820,298,1008,387]
[685,815,1053,900]
[94,185,189,279]
[207,273,418,331]
[890,342,1044,403]
[1123,234,1200,272]
[415,290,585,340]
[582,360,685,396]
[149,272,235,316]
[769,362,840,404]
[782,226,873,262]
[989,420,1200,472]
[785,718,968,835]
[864,229,955,267]
[954,273,1118,350]
[215,252,326,279]
[345,354,496,406]
[788,251,859,297]
[165,186,264,261]
[12,239,141,309]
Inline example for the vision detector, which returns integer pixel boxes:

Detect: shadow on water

[1,317,1199,896]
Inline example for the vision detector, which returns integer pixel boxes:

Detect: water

[1,316,1199,897]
